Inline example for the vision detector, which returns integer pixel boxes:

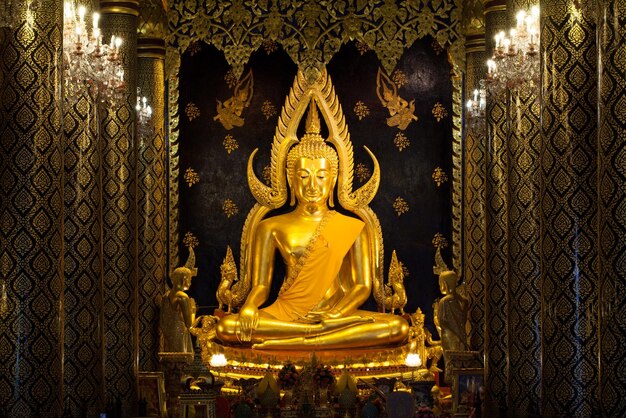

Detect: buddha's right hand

[238,304,259,342]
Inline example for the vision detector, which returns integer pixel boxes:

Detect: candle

[78,6,85,22]
[473,89,479,102]
[516,10,526,30]
[93,12,99,29]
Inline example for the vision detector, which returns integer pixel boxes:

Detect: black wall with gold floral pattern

[177,38,453,328]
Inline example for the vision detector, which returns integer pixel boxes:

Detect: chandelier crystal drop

[486,5,540,94]
[63,2,125,104]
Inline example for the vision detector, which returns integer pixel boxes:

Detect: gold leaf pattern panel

[483,2,509,412]
[598,1,626,414]
[463,44,487,354]
[137,34,167,371]
[167,0,465,82]
[506,1,542,414]
[99,6,139,415]
[63,92,104,415]
[0,1,64,414]
[541,2,599,416]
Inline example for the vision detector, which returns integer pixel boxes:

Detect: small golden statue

[216,245,238,313]
[214,69,253,130]
[408,308,443,373]
[215,69,409,349]
[383,250,408,314]
[376,68,418,130]
[432,247,469,352]
[160,246,198,354]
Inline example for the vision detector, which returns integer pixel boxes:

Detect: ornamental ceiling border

[166,0,465,80]
[165,0,465,270]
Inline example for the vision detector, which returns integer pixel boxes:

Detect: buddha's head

[171,267,193,291]
[438,270,459,295]
[286,99,338,207]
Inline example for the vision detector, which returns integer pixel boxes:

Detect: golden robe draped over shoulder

[261,212,364,322]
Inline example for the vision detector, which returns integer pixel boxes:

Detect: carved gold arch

[166,0,465,272]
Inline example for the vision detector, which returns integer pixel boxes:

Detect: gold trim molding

[484,0,507,14]
[100,0,140,16]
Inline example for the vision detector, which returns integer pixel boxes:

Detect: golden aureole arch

[192,68,442,379]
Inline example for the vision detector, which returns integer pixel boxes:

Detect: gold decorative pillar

[137,0,167,372]
[598,0,626,415]
[99,0,139,413]
[540,1,599,416]
[462,0,487,354]
[482,0,509,412]
[504,1,542,415]
[62,84,105,414]
[0,1,64,414]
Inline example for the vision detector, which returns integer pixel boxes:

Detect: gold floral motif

[262,38,278,54]
[184,168,200,187]
[261,100,277,120]
[394,132,410,151]
[431,39,444,55]
[356,163,371,183]
[432,102,448,122]
[187,41,202,56]
[400,261,410,279]
[215,69,254,130]
[222,199,239,218]
[185,102,200,122]
[167,1,464,81]
[354,101,370,120]
[377,68,418,130]
[223,134,239,154]
[355,41,370,55]
[392,70,408,88]
[183,232,199,249]
[224,69,239,89]
[432,167,449,186]
[262,165,272,185]
[393,197,409,216]
[432,233,449,249]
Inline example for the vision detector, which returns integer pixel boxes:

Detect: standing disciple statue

[433,247,469,352]
[215,71,409,349]
[160,247,198,354]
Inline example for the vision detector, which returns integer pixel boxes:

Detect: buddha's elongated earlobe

[288,176,296,206]
[328,175,338,207]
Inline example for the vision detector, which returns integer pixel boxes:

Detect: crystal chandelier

[136,88,154,137]
[486,5,540,94]
[466,81,487,131]
[63,2,125,104]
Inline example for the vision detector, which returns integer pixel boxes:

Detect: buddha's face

[292,157,334,205]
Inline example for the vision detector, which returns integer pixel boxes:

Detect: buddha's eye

[297,170,310,179]
[316,170,329,179]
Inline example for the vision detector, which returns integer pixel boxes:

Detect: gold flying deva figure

[214,69,253,130]
[383,250,408,314]
[215,69,409,349]
[376,68,418,130]
[160,246,198,354]
[216,245,238,313]
[432,247,469,352]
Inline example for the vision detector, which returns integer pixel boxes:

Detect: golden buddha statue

[215,70,409,350]
[160,247,198,354]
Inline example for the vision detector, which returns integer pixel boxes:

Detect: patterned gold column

[505,1,542,415]
[598,0,626,415]
[62,91,105,414]
[540,1,599,415]
[482,0,509,412]
[0,1,64,414]
[462,0,487,353]
[137,0,167,372]
[99,0,139,412]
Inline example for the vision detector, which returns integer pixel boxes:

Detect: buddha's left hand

[305,309,342,322]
